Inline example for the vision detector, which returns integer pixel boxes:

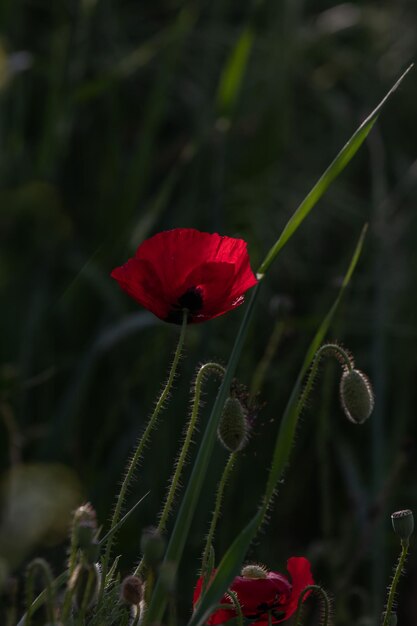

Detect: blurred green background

[1,0,417,623]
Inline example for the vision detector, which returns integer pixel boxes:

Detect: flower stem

[158,362,225,534]
[293,585,331,626]
[134,362,225,577]
[259,342,352,525]
[101,311,188,592]
[25,559,55,626]
[382,542,408,626]
[201,452,236,574]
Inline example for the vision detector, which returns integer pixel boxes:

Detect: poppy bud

[69,563,100,612]
[73,502,97,527]
[140,527,165,567]
[241,564,268,579]
[391,509,414,544]
[217,397,249,452]
[121,575,143,606]
[339,369,374,424]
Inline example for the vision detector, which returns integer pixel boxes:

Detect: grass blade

[257,65,413,276]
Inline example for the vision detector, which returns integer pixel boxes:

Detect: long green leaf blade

[257,64,413,276]
[188,225,367,626]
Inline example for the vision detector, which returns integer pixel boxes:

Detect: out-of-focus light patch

[0,41,32,91]
[316,3,361,35]
[0,464,82,569]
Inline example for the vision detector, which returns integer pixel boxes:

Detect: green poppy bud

[217,397,249,452]
[241,564,268,579]
[391,509,414,543]
[339,369,374,424]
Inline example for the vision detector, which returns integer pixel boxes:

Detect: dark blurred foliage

[0,0,417,623]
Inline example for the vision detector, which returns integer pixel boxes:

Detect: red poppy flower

[193,558,314,625]
[110,228,258,324]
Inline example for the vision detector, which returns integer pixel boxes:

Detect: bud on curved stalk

[217,397,249,452]
[339,368,374,424]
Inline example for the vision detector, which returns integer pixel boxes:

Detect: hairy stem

[259,342,352,523]
[201,452,236,574]
[101,311,188,592]
[382,542,408,626]
[293,585,331,626]
[158,362,225,533]
[25,559,55,626]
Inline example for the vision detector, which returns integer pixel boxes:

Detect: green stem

[61,520,79,620]
[293,585,331,626]
[382,542,408,626]
[259,342,353,524]
[145,282,261,624]
[158,362,225,534]
[135,362,225,577]
[201,452,236,574]
[101,311,188,590]
[227,590,243,626]
[25,559,55,626]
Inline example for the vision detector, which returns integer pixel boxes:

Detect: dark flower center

[166,286,203,324]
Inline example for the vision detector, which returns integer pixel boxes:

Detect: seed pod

[121,575,143,606]
[391,509,414,543]
[339,369,374,424]
[217,397,249,452]
[241,564,268,579]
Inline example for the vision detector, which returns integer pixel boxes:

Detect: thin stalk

[227,590,243,626]
[25,559,55,626]
[293,585,331,626]
[158,362,225,534]
[101,311,188,593]
[201,452,236,574]
[382,542,408,626]
[135,362,225,577]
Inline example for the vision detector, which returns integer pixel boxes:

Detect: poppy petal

[283,557,314,619]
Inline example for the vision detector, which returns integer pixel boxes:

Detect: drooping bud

[69,563,100,612]
[241,564,268,579]
[339,369,374,424]
[217,397,249,452]
[391,509,414,544]
[121,575,143,606]
[140,527,165,567]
